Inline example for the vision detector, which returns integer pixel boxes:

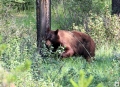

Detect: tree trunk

[36,0,51,55]
[112,0,120,16]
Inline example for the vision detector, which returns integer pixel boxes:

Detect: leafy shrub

[72,12,120,46]
[1,0,35,11]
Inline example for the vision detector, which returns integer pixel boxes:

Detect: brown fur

[46,29,95,62]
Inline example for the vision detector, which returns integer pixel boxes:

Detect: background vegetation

[0,0,120,87]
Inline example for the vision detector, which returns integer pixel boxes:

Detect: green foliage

[15,59,31,72]
[14,0,25,3]
[71,11,120,46]
[97,83,104,87]
[7,59,31,83]
[0,36,7,56]
[88,12,120,44]
[70,70,93,87]
[70,70,104,87]
[1,0,35,12]
[41,41,64,59]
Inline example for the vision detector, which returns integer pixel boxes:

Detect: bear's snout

[46,40,52,47]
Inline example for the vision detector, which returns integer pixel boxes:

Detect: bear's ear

[55,29,59,35]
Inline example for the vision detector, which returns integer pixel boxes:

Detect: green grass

[0,11,120,87]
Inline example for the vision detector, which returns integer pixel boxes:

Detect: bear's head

[46,29,59,46]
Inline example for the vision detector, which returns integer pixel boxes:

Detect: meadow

[0,1,120,87]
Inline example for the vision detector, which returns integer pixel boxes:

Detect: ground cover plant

[0,0,120,87]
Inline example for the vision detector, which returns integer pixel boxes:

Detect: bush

[1,0,35,11]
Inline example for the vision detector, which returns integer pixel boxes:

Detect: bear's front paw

[60,52,70,58]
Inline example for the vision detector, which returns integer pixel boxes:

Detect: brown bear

[45,29,95,62]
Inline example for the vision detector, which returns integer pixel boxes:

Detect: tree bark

[36,0,51,55]
[112,0,120,16]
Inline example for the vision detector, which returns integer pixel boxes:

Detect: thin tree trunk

[36,0,51,55]
[112,0,120,16]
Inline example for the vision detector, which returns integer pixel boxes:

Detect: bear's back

[57,30,76,44]
[57,30,78,51]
